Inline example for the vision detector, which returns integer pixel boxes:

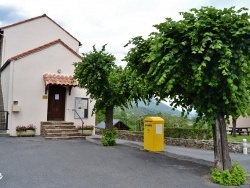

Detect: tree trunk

[105,106,114,130]
[213,114,232,171]
[213,119,223,171]
[232,118,236,137]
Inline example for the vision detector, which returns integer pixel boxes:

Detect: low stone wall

[165,137,244,153]
[117,131,246,153]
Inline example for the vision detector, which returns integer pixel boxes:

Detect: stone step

[45,129,78,133]
[40,121,86,140]
[54,125,76,129]
[42,125,76,129]
[45,136,86,140]
[41,121,74,125]
[45,132,81,137]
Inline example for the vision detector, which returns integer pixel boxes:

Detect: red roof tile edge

[43,73,78,86]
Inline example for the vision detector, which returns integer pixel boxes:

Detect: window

[74,97,88,119]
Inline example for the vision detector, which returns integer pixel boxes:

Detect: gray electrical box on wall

[12,101,21,112]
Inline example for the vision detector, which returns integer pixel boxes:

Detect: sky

[0,0,250,67]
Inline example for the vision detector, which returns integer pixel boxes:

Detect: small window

[74,97,88,119]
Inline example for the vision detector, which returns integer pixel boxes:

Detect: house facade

[0,14,95,136]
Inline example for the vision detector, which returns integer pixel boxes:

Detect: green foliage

[211,162,247,186]
[74,45,131,130]
[161,113,192,128]
[74,45,129,114]
[101,130,117,146]
[96,110,105,124]
[96,108,193,131]
[165,127,212,140]
[124,6,250,124]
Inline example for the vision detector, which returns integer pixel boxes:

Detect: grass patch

[227,135,250,142]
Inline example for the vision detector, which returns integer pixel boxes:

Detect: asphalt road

[0,137,232,188]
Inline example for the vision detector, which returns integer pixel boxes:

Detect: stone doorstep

[41,121,79,139]
[45,129,78,133]
[41,121,74,125]
[42,125,76,129]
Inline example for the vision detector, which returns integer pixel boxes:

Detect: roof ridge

[0,14,81,45]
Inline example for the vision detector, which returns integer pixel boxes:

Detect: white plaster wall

[2,16,80,65]
[7,43,95,136]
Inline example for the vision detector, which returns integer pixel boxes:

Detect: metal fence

[0,111,8,130]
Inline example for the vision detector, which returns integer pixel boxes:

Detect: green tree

[74,45,128,130]
[124,7,250,171]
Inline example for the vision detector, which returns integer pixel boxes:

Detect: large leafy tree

[74,45,128,130]
[124,7,250,171]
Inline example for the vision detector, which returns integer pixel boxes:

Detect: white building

[0,14,95,136]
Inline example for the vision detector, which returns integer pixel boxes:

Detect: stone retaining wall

[117,131,246,153]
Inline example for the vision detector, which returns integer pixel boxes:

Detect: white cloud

[0,0,249,66]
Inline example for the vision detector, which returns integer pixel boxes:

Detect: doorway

[47,85,66,121]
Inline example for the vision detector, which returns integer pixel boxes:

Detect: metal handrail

[72,109,84,136]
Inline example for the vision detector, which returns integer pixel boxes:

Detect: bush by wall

[101,129,117,146]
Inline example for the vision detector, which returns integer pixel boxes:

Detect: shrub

[101,129,117,146]
[211,162,247,186]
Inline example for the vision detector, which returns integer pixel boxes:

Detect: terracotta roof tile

[0,14,81,45]
[43,73,78,86]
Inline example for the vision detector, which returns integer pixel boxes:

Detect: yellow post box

[144,117,164,152]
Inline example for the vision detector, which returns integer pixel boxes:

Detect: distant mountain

[115,99,197,118]
[134,100,182,116]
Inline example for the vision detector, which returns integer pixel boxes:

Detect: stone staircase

[41,121,85,140]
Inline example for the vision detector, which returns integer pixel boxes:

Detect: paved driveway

[0,137,232,187]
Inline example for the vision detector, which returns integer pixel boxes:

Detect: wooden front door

[47,85,66,121]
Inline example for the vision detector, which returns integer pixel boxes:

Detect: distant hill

[115,99,197,119]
